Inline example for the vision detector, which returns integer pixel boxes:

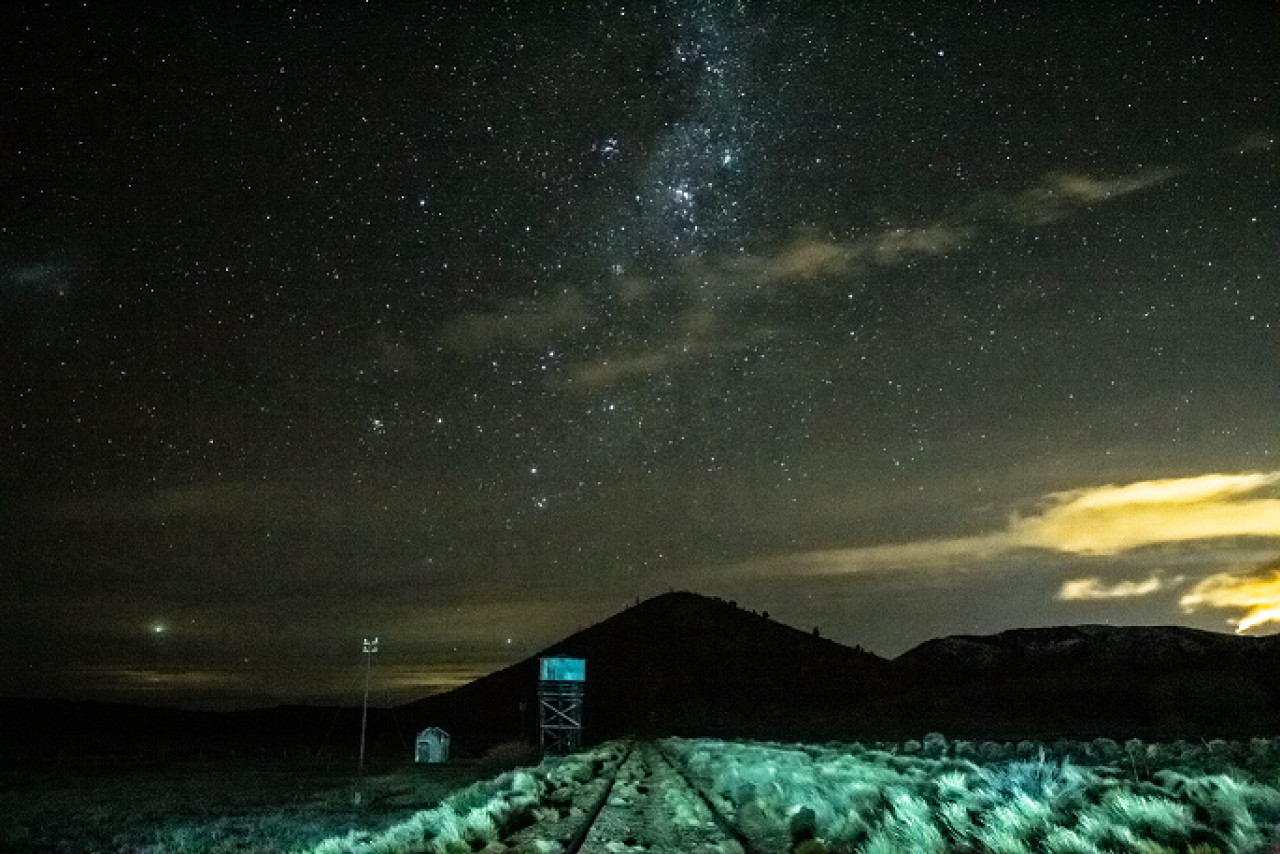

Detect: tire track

[498,741,632,854]
[496,740,763,854]
[653,742,764,854]
[560,740,633,854]
[575,741,759,854]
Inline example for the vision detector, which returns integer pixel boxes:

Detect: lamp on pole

[354,636,379,805]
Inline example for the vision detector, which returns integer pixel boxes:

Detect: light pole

[355,636,379,805]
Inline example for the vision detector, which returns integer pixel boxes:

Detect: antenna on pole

[354,636,379,806]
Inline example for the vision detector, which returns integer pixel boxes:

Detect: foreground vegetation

[9,736,1280,853]
[663,736,1280,854]
[0,753,487,854]
[306,741,625,854]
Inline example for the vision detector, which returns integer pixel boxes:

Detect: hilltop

[400,591,889,753]
[887,623,1280,739]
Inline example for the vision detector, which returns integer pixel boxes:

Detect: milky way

[1,1,1277,708]
[637,0,753,257]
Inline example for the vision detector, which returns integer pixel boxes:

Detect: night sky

[2,1,1277,710]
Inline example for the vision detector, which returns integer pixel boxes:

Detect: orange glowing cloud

[723,471,1280,579]
[1058,572,1180,601]
[1012,472,1280,555]
[1180,561,1280,632]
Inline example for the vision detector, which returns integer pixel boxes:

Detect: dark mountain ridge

[6,592,1280,759]
[895,623,1280,673]
[399,591,890,752]
[399,594,1280,748]
[889,622,1280,740]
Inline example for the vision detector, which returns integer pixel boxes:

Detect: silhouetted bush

[477,741,541,776]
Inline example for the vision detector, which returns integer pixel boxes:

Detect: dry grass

[0,754,486,854]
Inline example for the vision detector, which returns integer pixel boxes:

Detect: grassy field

[13,737,1280,853]
[665,736,1280,854]
[0,753,489,854]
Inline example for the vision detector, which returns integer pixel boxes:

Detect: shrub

[922,732,949,758]
[478,741,541,777]
[977,751,1090,815]
[663,736,1280,854]
[307,742,624,854]
[1098,790,1194,845]
[1042,825,1104,854]
[939,799,979,845]
[863,792,945,854]
[975,792,1054,854]
[980,742,1011,762]
[1088,738,1123,764]
[1178,774,1266,852]
[1248,737,1278,768]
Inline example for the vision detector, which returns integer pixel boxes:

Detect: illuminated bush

[863,792,945,854]
[307,742,623,854]
[1087,737,1123,763]
[975,750,1088,814]
[921,732,949,758]
[980,741,1012,762]
[1041,824,1105,854]
[1097,790,1195,846]
[975,791,1055,853]
[663,736,1280,854]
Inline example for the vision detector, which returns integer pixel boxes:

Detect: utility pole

[354,636,379,806]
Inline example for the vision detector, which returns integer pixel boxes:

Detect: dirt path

[578,742,745,854]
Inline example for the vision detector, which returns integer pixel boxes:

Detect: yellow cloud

[733,533,1013,578]
[1058,572,1179,601]
[1006,167,1179,224]
[1013,472,1280,555]
[563,311,773,389]
[73,666,246,691]
[753,235,855,283]
[1180,561,1280,632]
[724,471,1280,579]
[743,225,975,287]
[861,224,975,265]
[441,290,590,353]
[376,663,498,694]
[568,349,678,387]
[734,165,1173,291]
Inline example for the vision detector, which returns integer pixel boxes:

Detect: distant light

[152,624,165,634]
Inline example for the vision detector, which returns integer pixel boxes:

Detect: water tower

[538,656,585,753]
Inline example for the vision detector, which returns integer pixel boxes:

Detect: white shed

[415,727,450,764]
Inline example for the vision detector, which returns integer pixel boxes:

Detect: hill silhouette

[403,598,1280,749]
[888,623,1280,740]
[400,591,890,753]
[7,592,1280,759]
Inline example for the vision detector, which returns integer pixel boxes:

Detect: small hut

[415,727,450,764]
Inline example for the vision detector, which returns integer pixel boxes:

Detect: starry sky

[2,1,1278,709]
